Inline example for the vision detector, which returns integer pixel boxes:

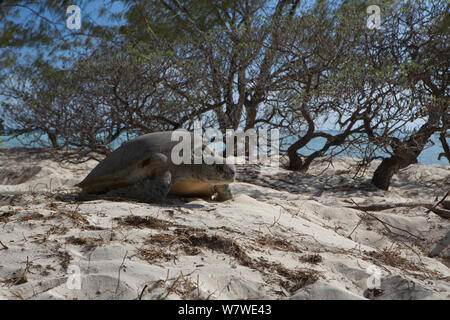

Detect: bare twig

[347,200,450,220]
[349,199,425,241]
[0,240,8,249]
[348,211,368,238]
[138,285,148,300]
[113,251,128,299]
[426,191,449,214]
[196,274,200,299]
[163,272,182,300]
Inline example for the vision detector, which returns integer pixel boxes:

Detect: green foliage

[0,1,121,74]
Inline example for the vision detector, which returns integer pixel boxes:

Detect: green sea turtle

[76,131,235,202]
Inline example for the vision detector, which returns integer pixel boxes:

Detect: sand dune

[0,148,448,300]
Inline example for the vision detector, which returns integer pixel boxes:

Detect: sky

[0,0,128,128]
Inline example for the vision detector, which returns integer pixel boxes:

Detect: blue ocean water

[1,130,448,165]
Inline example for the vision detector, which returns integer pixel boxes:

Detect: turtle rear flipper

[107,170,172,203]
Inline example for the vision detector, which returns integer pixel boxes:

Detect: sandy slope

[0,147,449,300]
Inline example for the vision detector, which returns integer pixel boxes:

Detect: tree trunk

[439,130,450,162]
[299,133,348,172]
[287,146,303,170]
[371,156,407,190]
[47,131,59,148]
[372,109,440,190]
[287,104,315,171]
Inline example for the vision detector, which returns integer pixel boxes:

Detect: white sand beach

[0,148,449,300]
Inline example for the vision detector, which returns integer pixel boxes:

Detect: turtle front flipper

[134,170,172,203]
[212,184,233,201]
[109,170,172,203]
